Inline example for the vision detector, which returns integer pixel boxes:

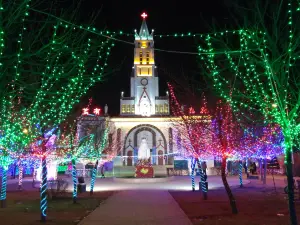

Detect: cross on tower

[141,12,147,19]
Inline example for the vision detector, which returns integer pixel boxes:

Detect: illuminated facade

[77,13,188,177]
[120,13,169,117]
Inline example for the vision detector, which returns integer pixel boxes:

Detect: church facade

[77,14,184,177]
[111,14,177,176]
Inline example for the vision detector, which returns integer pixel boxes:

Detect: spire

[135,12,153,40]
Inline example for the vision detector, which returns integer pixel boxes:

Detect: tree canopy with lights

[197,0,300,223]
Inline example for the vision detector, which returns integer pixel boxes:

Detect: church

[77,13,190,177]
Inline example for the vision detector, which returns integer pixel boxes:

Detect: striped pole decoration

[71,159,77,203]
[197,159,208,200]
[18,165,23,190]
[191,158,196,191]
[239,161,243,187]
[90,160,99,195]
[40,155,47,222]
[0,167,8,208]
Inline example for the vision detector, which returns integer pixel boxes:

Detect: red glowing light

[141,12,147,19]
[82,107,89,115]
[93,108,101,115]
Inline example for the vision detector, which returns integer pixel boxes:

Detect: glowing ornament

[82,108,89,115]
[93,107,101,115]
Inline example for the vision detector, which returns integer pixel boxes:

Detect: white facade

[120,16,169,117]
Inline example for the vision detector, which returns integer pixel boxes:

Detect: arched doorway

[127,151,133,166]
[158,150,164,165]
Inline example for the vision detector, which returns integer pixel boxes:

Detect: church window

[131,105,135,113]
[148,68,150,75]
[155,104,158,113]
[139,51,143,64]
[139,68,142,75]
[146,51,150,64]
[122,104,126,113]
[160,104,164,113]
[164,104,169,113]
[127,105,131,113]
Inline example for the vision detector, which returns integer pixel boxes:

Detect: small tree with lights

[168,83,212,199]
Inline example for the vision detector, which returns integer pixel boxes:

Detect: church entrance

[123,124,168,166]
[158,150,164,165]
[127,151,133,166]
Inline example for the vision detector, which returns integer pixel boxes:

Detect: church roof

[135,13,153,40]
[139,19,150,38]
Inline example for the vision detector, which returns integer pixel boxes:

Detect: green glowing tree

[0,0,114,221]
[198,0,300,223]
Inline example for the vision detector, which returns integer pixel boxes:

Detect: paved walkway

[79,190,193,225]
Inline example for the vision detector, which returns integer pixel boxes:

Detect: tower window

[160,104,164,113]
[164,104,169,113]
[122,105,126,113]
[139,51,143,64]
[146,51,150,64]
[127,105,130,113]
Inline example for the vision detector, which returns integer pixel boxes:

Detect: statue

[138,138,151,160]
[104,104,108,115]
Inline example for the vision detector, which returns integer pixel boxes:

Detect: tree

[168,83,211,198]
[0,0,114,220]
[212,101,242,214]
[198,0,300,223]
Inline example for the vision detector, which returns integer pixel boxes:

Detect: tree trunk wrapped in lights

[238,161,243,187]
[221,156,238,214]
[0,166,8,208]
[90,160,98,195]
[71,158,77,204]
[40,144,47,222]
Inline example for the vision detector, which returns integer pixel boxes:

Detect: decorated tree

[168,83,211,198]
[213,101,244,214]
[0,0,114,221]
[197,0,300,222]
[55,124,94,203]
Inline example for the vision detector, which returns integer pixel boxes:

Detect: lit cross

[141,12,147,19]
[93,107,101,115]
[82,107,89,115]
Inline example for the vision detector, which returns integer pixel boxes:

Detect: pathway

[79,190,193,225]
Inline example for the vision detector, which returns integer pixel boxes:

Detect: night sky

[70,0,235,116]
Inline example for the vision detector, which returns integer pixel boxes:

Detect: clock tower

[120,12,169,116]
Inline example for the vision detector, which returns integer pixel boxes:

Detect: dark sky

[73,0,233,116]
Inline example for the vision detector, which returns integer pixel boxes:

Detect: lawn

[0,190,114,225]
[170,181,300,225]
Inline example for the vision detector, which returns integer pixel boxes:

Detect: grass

[170,181,300,225]
[0,190,114,225]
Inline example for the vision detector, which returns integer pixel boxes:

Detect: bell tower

[120,12,169,116]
